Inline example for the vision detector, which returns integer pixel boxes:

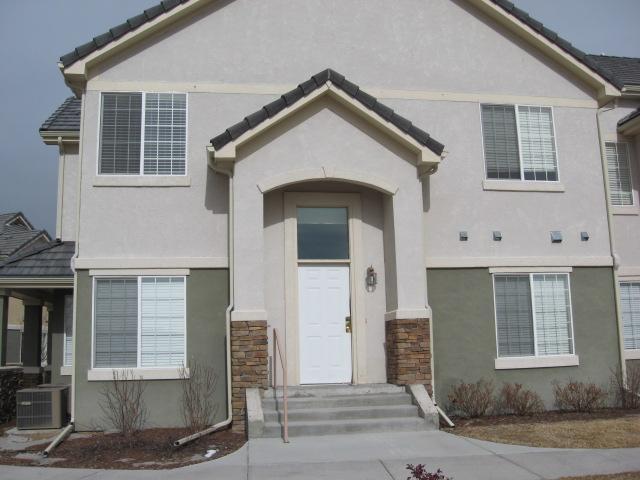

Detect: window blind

[532,274,573,355]
[620,282,640,350]
[140,277,185,367]
[494,275,535,356]
[517,106,558,181]
[99,93,142,174]
[482,104,521,179]
[606,142,633,206]
[143,93,187,175]
[63,295,73,367]
[94,278,138,367]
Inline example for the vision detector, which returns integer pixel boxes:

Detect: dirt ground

[0,426,246,469]
[446,409,640,449]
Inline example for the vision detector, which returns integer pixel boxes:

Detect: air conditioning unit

[16,386,68,430]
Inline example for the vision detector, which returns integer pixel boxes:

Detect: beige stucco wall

[88,0,594,100]
[59,144,79,241]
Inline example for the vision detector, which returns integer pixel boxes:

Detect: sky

[0,0,639,236]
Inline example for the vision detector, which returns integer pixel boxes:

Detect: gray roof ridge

[210,68,445,156]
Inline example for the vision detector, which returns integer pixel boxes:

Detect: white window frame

[492,271,578,370]
[96,91,189,177]
[89,275,187,378]
[606,141,635,208]
[480,103,561,183]
[62,295,73,368]
[620,280,640,359]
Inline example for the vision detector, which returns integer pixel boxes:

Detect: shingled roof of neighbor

[0,240,75,278]
[210,68,445,155]
[0,213,50,258]
[618,108,640,128]
[40,96,81,133]
[586,55,640,87]
[58,0,627,91]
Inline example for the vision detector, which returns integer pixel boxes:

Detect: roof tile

[209,68,445,156]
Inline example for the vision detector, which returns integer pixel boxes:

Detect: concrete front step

[263,403,419,422]
[266,383,405,398]
[262,392,413,410]
[261,416,431,437]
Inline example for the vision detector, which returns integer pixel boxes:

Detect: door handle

[345,316,352,333]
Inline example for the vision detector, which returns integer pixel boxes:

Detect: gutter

[596,100,627,381]
[174,161,234,447]
[42,422,74,457]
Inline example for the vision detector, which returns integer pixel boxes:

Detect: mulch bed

[445,408,637,429]
[0,427,246,470]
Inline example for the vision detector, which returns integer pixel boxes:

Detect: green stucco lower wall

[428,267,622,410]
[73,269,229,430]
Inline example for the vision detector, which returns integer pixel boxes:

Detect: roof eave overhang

[59,0,212,92]
[618,116,640,136]
[468,0,621,104]
[207,83,443,178]
[39,130,80,145]
[0,277,74,289]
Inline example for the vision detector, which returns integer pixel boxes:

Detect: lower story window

[94,276,186,368]
[620,282,640,350]
[493,273,574,358]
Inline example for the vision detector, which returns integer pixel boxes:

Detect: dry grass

[450,412,640,449]
[558,473,640,480]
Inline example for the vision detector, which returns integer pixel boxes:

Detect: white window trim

[492,272,576,366]
[625,350,640,360]
[90,275,187,378]
[87,367,188,381]
[62,295,73,368]
[96,91,189,177]
[480,103,562,184]
[495,354,579,370]
[620,281,640,352]
[607,141,635,208]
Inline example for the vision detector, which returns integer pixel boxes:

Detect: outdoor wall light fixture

[459,231,468,241]
[551,231,563,243]
[493,231,502,241]
[581,231,590,241]
[366,266,377,292]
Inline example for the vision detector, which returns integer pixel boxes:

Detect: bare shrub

[496,382,544,416]
[180,358,219,433]
[552,379,607,412]
[447,379,494,418]
[610,364,640,410]
[99,370,148,443]
[407,464,453,480]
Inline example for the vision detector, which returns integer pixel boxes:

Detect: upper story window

[99,92,187,176]
[606,142,633,206]
[493,273,574,358]
[481,104,558,182]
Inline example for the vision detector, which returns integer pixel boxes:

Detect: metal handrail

[272,328,289,443]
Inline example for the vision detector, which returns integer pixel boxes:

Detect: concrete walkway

[1,431,640,480]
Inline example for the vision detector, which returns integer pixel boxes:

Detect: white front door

[298,264,352,384]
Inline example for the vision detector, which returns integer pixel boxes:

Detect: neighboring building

[0,212,51,367]
[1,0,639,435]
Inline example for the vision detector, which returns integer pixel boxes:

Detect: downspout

[174,161,234,447]
[45,94,86,456]
[596,100,627,381]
